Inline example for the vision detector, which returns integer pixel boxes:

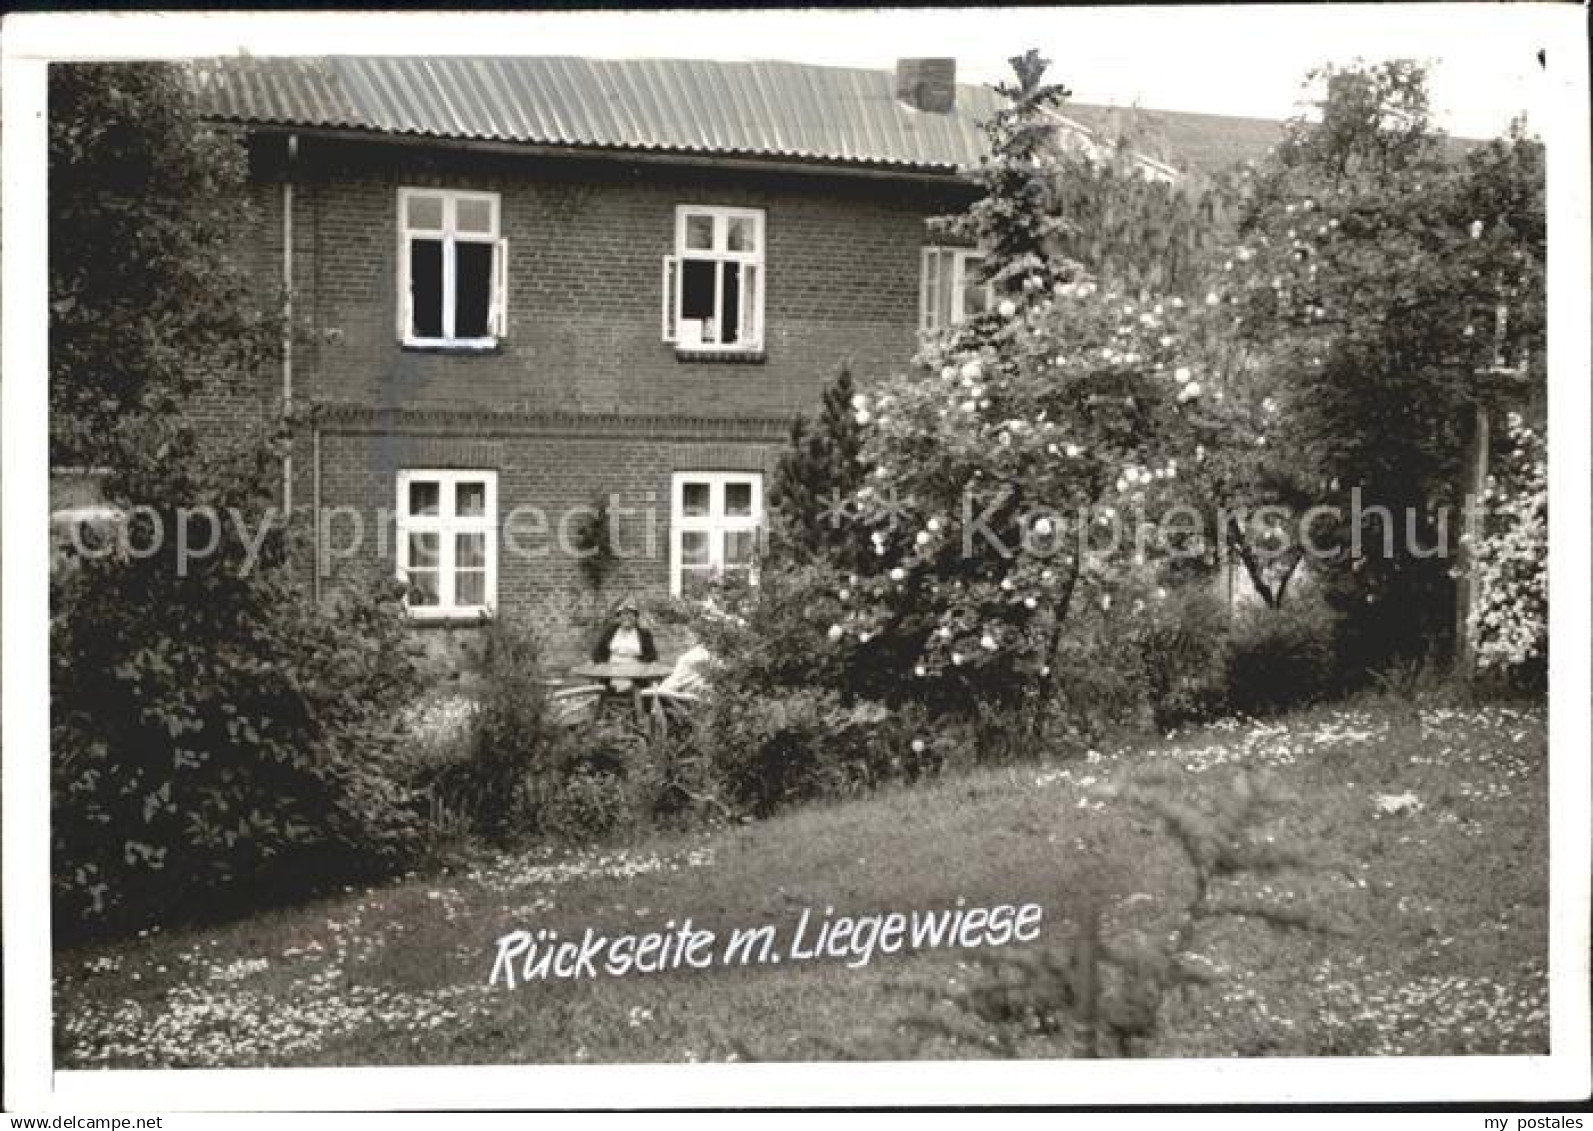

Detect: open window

[398,189,507,349]
[396,469,498,618]
[670,472,762,596]
[663,206,765,353]
[920,246,993,333]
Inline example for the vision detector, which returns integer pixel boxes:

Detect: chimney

[895,58,957,113]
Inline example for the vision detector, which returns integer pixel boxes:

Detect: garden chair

[544,679,606,727]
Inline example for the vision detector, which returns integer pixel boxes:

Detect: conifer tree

[767,365,867,571]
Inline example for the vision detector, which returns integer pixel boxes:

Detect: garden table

[567,661,678,724]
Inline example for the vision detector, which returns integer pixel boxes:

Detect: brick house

[189,55,1280,670]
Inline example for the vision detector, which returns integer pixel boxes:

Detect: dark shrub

[691,687,901,818]
[1223,597,1339,716]
[1132,586,1232,728]
[50,439,428,941]
[683,565,851,699]
[428,613,562,843]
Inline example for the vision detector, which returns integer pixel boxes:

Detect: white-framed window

[920,246,993,333]
[670,472,763,596]
[398,188,507,348]
[662,206,765,351]
[396,469,498,618]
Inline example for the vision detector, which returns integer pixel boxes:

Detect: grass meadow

[55,697,1548,1067]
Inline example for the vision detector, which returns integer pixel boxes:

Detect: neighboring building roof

[1057,102,1287,177]
[191,55,1290,176]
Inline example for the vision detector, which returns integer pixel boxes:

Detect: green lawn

[54,698,1548,1067]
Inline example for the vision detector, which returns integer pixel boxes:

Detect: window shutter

[661,255,678,342]
[920,248,940,333]
[489,237,509,338]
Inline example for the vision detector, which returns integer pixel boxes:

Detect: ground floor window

[671,471,762,596]
[396,469,498,618]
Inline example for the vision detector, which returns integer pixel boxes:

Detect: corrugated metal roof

[191,56,1315,175]
[192,56,1006,172]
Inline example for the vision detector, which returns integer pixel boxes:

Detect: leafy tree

[1220,61,1545,673]
[49,64,426,939]
[49,62,277,468]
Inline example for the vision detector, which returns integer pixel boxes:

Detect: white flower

[981,634,998,651]
[1100,594,1112,610]
[851,394,868,410]
[1024,596,1038,609]
[1374,791,1422,815]
[962,400,978,413]
[951,651,964,666]
[858,630,873,643]
[914,666,927,679]
[927,517,943,533]
[889,567,907,582]
[1032,516,1054,536]
[1205,291,1220,307]
[911,738,927,752]
[960,360,983,381]
[1177,382,1202,403]
[1470,219,1484,239]
[1000,578,1014,591]
[838,588,851,601]
[1174,366,1192,384]
[941,365,957,381]
[998,432,1012,446]
[1065,443,1083,458]
[854,410,871,425]
[827,624,844,641]
[915,531,931,547]
[998,299,1018,319]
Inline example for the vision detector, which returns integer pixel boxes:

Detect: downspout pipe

[312,418,322,604]
[281,133,297,516]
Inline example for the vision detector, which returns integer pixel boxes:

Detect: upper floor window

[396,469,498,618]
[663,206,765,353]
[398,188,506,349]
[920,246,992,333]
[671,471,762,596]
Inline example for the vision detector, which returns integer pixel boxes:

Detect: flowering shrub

[1467,414,1547,687]
[827,55,1233,714]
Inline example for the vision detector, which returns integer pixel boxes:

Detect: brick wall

[235,132,972,671]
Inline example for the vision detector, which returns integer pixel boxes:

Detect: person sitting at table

[640,631,714,736]
[591,597,656,691]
